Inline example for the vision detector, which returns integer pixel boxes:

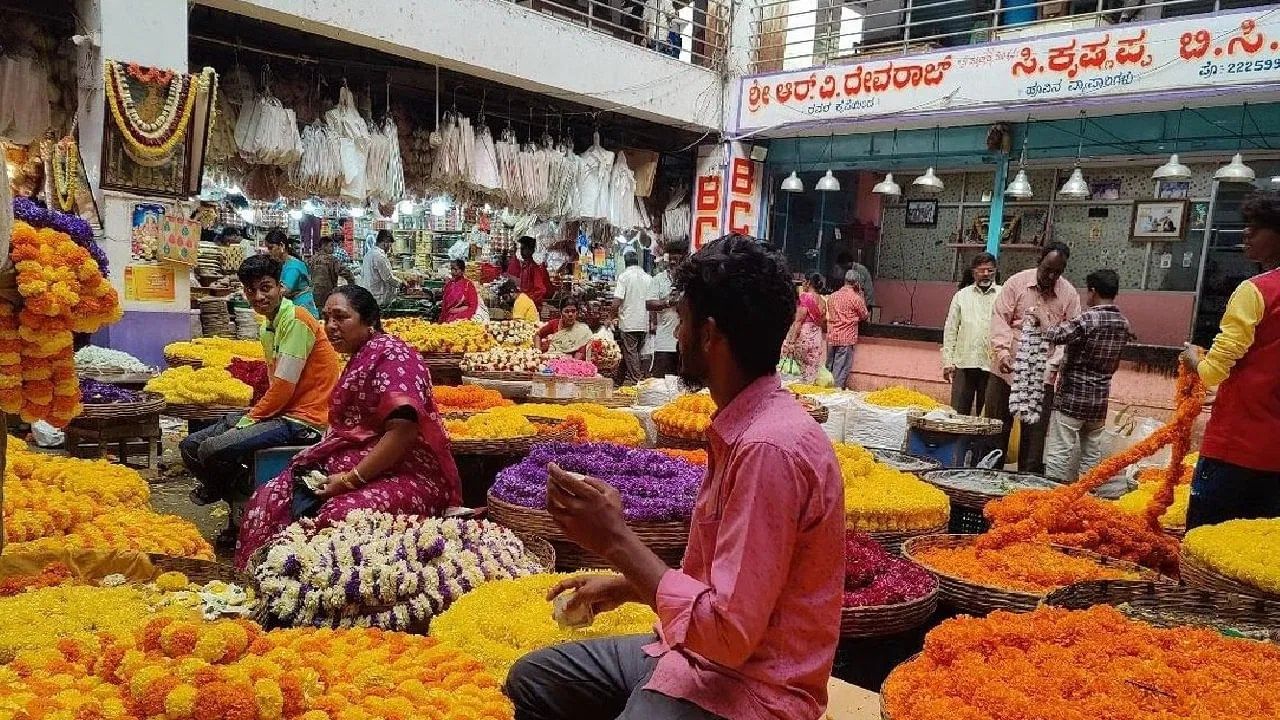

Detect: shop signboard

[736,10,1280,133]
[691,143,764,250]
[123,264,176,303]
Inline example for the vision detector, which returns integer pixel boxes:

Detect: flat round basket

[908,410,1002,436]
[902,534,1162,616]
[163,403,246,421]
[513,533,557,572]
[462,376,532,400]
[867,447,942,473]
[463,370,537,381]
[868,522,949,555]
[921,468,1060,512]
[76,391,167,420]
[77,369,159,383]
[421,351,466,364]
[841,585,938,639]
[806,403,829,424]
[164,356,203,369]
[1180,547,1280,601]
[879,658,916,720]
[448,434,536,456]
[656,430,707,450]
[521,394,635,408]
[148,553,251,587]
[1044,579,1280,637]
[487,491,688,570]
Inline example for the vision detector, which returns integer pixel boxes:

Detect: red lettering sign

[730,158,754,195]
[728,200,754,236]
[696,175,720,212]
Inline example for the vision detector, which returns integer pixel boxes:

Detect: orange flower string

[0,562,74,597]
[658,448,708,465]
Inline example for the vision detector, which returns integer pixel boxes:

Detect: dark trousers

[179,412,320,505]
[984,376,1054,474]
[505,635,723,720]
[950,368,991,416]
[1186,456,1280,530]
[620,331,648,385]
[651,351,679,379]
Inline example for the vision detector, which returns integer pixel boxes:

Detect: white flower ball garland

[254,511,544,630]
[1009,314,1048,425]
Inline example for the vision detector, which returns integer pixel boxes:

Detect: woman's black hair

[237,254,282,286]
[560,296,581,312]
[960,252,998,289]
[672,233,797,378]
[331,284,384,333]
[264,228,299,257]
[451,258,466,272]
[806,273,826,293]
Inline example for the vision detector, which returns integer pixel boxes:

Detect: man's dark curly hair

[673,234,797,378]
[1242,191,1280,235]
[237,254,282,286]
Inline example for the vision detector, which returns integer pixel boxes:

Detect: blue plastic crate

[906,428,1002,469]
[253,446,308,487]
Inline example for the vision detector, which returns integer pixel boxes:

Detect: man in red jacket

[507,236,552,311]
[1182,192,1280,528]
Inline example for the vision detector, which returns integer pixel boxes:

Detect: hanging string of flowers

[50,136,78,212]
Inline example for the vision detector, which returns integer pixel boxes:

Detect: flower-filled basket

[1181,519,1280,601]
[841,532,938,639]
[1044,578,1280,638]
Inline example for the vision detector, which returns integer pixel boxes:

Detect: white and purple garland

[1009,313,1049,425]
[254,511,543,630]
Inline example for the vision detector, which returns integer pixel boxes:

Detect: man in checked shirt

[1040,269,1131,482]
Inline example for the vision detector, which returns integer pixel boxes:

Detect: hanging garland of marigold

[103,60,217,164]
[51,136,78,212]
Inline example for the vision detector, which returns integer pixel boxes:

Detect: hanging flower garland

[51,136,78,212]
[1008,314,1048,424]
[103,60,217,163]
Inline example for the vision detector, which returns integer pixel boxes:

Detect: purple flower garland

[12,197,109,276]
[492,442,704,523]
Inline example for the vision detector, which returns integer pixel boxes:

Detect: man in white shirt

[613,252,652,385]
[942,252,1001,415]
[359,230,399,307]
[646,241,688,378]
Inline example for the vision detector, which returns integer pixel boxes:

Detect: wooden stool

[65,412,162,469]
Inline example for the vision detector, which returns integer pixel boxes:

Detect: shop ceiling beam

[194,0,724,132]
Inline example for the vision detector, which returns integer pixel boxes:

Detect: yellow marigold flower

[864,386,944,409]
[164,683,198,718]
[835,443,949,531]
[155,571,190,592]
[1184,519,1280,595]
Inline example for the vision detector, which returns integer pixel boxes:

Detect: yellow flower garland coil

[432,573,658,681]
[162,337,264,368]
[864,386,944,410]
[446,411,537,440]
[145,365,253,406]
[492,404,645,445]
[385,318,495,354]
[1184,519,1280,596]
[835,443,949,532]
[652,393,717,440]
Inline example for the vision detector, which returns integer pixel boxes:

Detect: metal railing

[750,0,1271,72]
[506,0,731,69]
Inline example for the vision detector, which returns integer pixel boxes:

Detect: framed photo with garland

[100,60,216,198]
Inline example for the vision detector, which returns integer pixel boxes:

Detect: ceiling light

[1152,153,1191,180]
[1214,153,1256,183]
[872,173,900,196]
[912,167,944,193]
[815,170,840,192]
[1058,166,1089,199]
[1005,169,1034,199]
[780,171,804,193]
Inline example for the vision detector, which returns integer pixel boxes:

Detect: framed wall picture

[1156,180,1191,199]
[1188,201,1210,231]
[1089,178,1122,201]
[905,199,938,227]
[1132,200,1188,241]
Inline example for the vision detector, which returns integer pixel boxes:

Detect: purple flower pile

[844,531,937,608]
[13,197,109,276]
[79,378,142,404]
[492,442,704,523]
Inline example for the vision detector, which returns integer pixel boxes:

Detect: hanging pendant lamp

[873,173,901,197]
[1153,108,1191,180]
[1215,153,1256,183]
[816,170,841,192]
[1005,120,1034,199]
[912,127,945,193]
[1058,111,1090,199]
[781,171,805,192]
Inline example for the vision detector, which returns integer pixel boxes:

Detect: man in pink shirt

[505,234,845,720]
[985,242,1082,473]
[825,269,871,389]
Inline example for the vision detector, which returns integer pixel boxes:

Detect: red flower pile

[844,531,936,608]
[226,357,268,405]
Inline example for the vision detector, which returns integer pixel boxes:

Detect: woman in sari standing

[266,229,320,318]
[784,274,827,381]
[439,259,479,322]
[235,285,462,568]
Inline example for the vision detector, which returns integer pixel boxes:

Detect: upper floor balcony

[749,0,1277,72]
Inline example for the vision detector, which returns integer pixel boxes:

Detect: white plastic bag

[1102,407,1170,467]
[805,392,852,443]
[338,136,367,202]
[843,393,911,450]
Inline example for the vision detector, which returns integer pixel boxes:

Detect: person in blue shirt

[265,229,319,318]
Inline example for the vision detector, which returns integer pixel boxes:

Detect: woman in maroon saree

[235,285,462,569]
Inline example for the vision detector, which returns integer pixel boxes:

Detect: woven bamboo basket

[866,447,942,473]
[487,492,688,569]
[880,660,915,720]
[656,430,707,451]
[1044,579,1280,634]
[840,584,938,639]
[520,394,635,408]
[1180,547,1280,601]
[920,469,1061,512]
[163,403,246,421]
[903,534,1163,616]
[514,533,557,572]
[462,376,533,400]
[77,392,167,420]
[164,355,203,369]
[1162,524,1187,540]
[907,410,1002,436]
[867,522,949,555]
[77,368,159,382]
[421,351,466,364]
[462,370,537,381]
[149,553,251,586]
[448,434,537,456]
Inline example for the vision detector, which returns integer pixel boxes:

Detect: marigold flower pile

[254,512,544,630]
[882,605,1280,720]
[976,365,1204,576]
[652,393,717,440]
[145,366,254,406]
[1184,519,1280,596]
[835,443,949,532]
[4,441,212,559]
[912,540,1140,593]
[445,411,536,441]
[432,573,658,682]
[162,337,264,368]
[432,384,514,413]
[863,386,943,409]
[789,383,836,396]
[843,531,936,608]
[0,562,73,597]
[0,616,514,719]
[385,318,495,353]
[1113,458,1195,529]
[2,217,123,426]
[492,442,703,523]
[492,404,645,445]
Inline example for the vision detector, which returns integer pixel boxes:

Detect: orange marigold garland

[4,220,122,426]
[658,448,708,465]
[912,541,1140,593]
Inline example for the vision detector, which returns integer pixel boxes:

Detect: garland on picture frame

[103,60,217,164]
[51,136,78,212]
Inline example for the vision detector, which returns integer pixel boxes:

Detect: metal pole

[1188,183,1220,345]
[987,156,1009,257]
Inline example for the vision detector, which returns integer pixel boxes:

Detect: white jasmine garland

[254,511,542,629]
